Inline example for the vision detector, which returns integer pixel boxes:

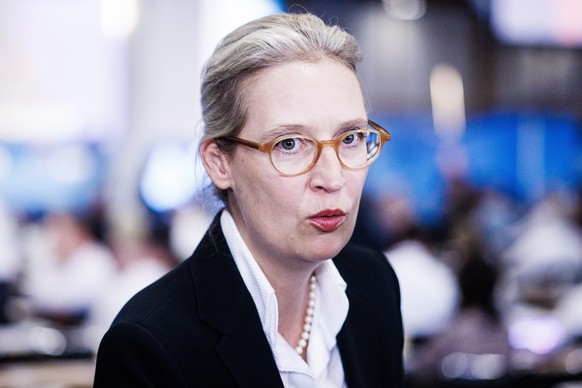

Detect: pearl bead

[295,273,316,356]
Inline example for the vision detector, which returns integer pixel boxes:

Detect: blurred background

[1,0,582,386]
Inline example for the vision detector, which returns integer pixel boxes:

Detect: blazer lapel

[336,287,369,387]
[188,215,284,387]
[334,247,405,387]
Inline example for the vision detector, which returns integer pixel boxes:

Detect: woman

[94,12,403,387]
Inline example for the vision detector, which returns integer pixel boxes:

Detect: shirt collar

[221,210,279,349]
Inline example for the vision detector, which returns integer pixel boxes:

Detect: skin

[202,58,369,357]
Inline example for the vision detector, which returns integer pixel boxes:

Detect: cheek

[231,153,265,189]
[262,179,305,208]
[232,156,300,207]
[347,171,368,200]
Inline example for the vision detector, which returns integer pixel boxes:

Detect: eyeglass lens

[270,130,381,175]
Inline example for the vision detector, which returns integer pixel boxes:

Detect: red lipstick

[308,209,346,232]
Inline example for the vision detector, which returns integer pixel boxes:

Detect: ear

[200,140,233,190]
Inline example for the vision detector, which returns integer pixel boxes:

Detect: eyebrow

[260,118,368,142]
[260,124,306,142]
[339,118,369,131]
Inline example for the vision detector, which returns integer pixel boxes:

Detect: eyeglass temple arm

[368,119,391,142]
[224,136,261,150]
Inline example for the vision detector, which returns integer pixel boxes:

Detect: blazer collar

[187,213,284,387]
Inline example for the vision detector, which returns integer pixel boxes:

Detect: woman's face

[218,59,369,271]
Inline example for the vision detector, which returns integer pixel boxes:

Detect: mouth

[308,209,347,232]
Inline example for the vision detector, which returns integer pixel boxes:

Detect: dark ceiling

[281,0,582,118]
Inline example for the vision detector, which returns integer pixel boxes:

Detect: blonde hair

[200,12,362,202]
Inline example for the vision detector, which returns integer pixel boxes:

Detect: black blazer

[94,215,404,387]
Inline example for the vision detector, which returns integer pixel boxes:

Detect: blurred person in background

[94,11,403,387]
[88,234,174,350]
[555,188,582,343]
[497,192,582,351]
[410,251,510,386]
[384,225,459,344]
[21,211,116,325]
[0,200,20,324]
[499,193,582,311]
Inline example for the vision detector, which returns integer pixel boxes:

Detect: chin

[310,235,350,260]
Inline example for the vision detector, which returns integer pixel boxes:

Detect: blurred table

[0,321,98,387]
[0,359,95,388]
[405,343,582,387]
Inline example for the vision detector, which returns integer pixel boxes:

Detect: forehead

[241,59,367,138]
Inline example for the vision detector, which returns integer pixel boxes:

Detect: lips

[308,209,346,232]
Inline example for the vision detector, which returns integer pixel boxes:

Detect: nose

[309,146,345,192]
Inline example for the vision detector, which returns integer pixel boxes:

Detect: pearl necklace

[295,274,317,355]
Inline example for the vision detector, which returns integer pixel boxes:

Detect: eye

[342,130,366,146]
[342,133,356,145]
[279,138,296,151]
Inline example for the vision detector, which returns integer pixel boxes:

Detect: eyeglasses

[222,120,391,177]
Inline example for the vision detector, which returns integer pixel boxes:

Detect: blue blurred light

[365,111,582,223]
[139,140,201,213]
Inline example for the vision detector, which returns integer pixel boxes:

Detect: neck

[226,208,320,358]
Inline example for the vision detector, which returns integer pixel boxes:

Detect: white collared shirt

[221,210,349,388]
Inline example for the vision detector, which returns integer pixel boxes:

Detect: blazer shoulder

[333,243,399,288]
[112,212,226,325]
[113,258,193,324]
